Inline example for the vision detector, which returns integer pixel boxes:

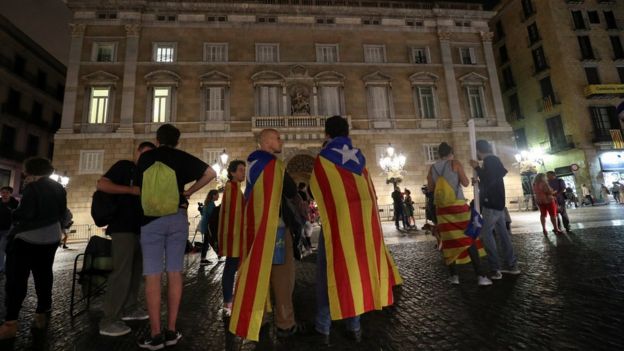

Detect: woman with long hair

[427,143,491,286]
[533,173,563,235]
[0,157,68,339]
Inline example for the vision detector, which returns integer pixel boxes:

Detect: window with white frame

[316,45,339,63]
[256,44,279,63]
[206,86,225,120]
[318,86,341,116]
[258,85,281,116]
[92,42,116,62]
[415,86,436,119]
[79,150,104,174]
[364,45,386,63]
[152,87,172,123]
[459,47,476,64]
[423,144,439,164]
[153,43,176,63]
[203,148,221,164]
[204,43,228,62]
[411,47,429,64]
[467,86,485,118]
[368,86,391,119]
[88,87,110,124]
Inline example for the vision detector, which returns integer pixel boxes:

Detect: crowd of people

[0,118,615,348]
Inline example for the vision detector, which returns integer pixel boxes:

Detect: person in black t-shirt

[0,186,19,273]
[97,141,155,337]
[136,124,216,349]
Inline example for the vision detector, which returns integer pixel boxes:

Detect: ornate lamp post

[379,144,406,186]
[211,149,229,190]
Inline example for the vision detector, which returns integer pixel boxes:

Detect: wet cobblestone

[1,225,623,350]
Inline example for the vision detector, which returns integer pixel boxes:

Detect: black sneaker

[164,330,182,346]
[346,328,362,343]
[137,334,165,350]
[276,323,307,338]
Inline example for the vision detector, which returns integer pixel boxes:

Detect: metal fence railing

[67,224,106,242]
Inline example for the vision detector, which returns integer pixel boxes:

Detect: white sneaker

[99,321,131,337]
[478,276,493,286]
[500,267,521,275]
[122,308,149,321]
[490,270,503,280]
[448,275,459,285]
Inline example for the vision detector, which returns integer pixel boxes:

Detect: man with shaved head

[230,128,306,341]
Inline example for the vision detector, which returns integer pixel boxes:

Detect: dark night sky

[0,0,71,65]
[0,0,499,67]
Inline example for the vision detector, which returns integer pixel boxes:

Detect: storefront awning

[584,84,624,98]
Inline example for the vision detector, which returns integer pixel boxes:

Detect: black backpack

[91,191,117,227]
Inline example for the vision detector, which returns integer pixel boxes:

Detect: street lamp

[514,147,546,211]
[379,143,406,186]
[212,149,229,190]
[49,171,70,188]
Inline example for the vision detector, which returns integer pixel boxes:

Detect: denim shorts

[140,209,189,275]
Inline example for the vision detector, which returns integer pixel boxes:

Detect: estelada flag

[310,136,403,321]
[217,180,244,258]
[229,150,284,341]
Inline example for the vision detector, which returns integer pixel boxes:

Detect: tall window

[467,86,485,118]
[539,76,556,101]
[256,44,279,63]
[152,87,171,123]
[316,45,339,63]
[411,47,429,64]
[521,0,535,19]
[585,67,600,84]
[93,42,116,62]
[206,87,225,120]
[514,128,528,150]
[604,10,617,30]
[509,93,522,120]
[369,86,390,119]
[26,134,39,157]
[258,86,280,116]
[459,47,476,64]
[318,86,341,116]
[415,86,436,119]
[502,67,515,90]
[527,22,540,44]
[153,43,176,63]
[364,45,386,63]
[611,36,624,59]
[204,44,228,62]
[546,115,567,151]
[88,87,110,124]
[578,36,595,60]
[532,46,548,72]
[590,106,619,141]
[0,126,16,151]
[571,11,586,30]
[587,11,600,24]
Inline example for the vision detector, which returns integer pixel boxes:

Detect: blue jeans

[222,257,239,303]
[315,232,360,335]
[479,207,517,272]
[0,229,8,272]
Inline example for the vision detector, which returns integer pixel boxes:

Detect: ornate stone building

[56,0,522,224]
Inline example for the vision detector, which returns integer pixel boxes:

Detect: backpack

[431,161,459,207]
[91,191,117,227]
[141,161,179,217]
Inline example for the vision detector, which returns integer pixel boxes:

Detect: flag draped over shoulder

[433,172,485,265]
[229,150,284,341]
[217,180,244,258]
[310,137,403,321]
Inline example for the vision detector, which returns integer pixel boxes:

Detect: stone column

[117,24,141,134]
[438,31,463,127]
[57,23,85,134]
[312,86,318,115]
[481,31,508,127]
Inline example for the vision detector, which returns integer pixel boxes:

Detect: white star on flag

[245,159,259,185]
[332,144,360,165]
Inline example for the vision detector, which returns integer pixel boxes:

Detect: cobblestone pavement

[1,208,623,350]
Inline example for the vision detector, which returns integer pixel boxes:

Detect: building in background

[491,0,624,199]
[0,15,66,194]
[56,0,522,225]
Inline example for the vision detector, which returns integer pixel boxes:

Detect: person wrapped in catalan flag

[309,116,403,345]
[217,160,246,316]
[426,142,492,286]
[229,129,305,341]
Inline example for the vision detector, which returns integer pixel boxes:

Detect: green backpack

[141,161,179,217]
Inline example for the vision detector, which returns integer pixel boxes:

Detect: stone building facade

[492,0,624,199]
[0,15,66,193]
[57,0,522,225]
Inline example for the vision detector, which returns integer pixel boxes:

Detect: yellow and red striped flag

[310,137,402,321]
[217,180,245,258]
[228,150,284,341]
[436,203,486,265]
